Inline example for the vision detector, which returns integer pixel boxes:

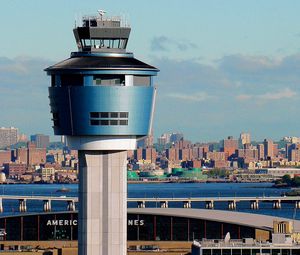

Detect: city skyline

[1,1,300,141]
[1,126,299,146]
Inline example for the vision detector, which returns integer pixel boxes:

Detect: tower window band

[90,112,129,126]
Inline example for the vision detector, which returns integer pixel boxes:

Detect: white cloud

[258,88,297,100]
[168,92,214,102]
[0,63,28,75]
[151,36,198,52]
[236,88,297,101]
[219,54,281,73]
[236,94,253,101]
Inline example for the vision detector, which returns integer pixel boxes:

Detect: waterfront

[0,182,298,219]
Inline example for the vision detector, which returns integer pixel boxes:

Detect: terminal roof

[128,208,300,231]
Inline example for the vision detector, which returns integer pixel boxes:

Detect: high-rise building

[179,148,193,161]
[16,147,28,164]
[283,136,300,144]
[0,150,11,166]
[192,147,200,159]
[157,136,167,145]
[134,147,156,163]
[15,142,46,166]
[273,143,279,158]
[30,134,50,148]
[175,139,192,149]
[291,137,300,144]
[158,133,171,145]
[202,145,210,154]
[264,139,274,159]
[240,132,251,145]
[157,132,183,145]
[27,142,46,165]
[206,151,226,161]
[142,148,157,163]
[18,133,28,142]
[45,11,159,255]
[166,147,180,163]
[291,149,300,162]
[257,143,265,160]
[221,136,238,159]
[286,143,292,159]
[0,127,18,149]
[237,147,258,163]
[287,143,300,161]
[134,148,143,161]
[170,132,184,143]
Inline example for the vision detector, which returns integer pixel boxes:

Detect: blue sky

[1,0,300,142]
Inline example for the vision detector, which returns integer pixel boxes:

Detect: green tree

[207,169,228,178]
[292,176,300,187]
[282,174,292,185]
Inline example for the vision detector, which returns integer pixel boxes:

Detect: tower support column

[78,150,127,255]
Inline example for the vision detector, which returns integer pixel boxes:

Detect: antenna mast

[98,9,106,20]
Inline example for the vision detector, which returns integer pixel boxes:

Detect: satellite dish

[224,232,231,243]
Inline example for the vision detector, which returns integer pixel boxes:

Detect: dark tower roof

[45,55,158,72]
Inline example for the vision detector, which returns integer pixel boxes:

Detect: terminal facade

[0,211,269,243]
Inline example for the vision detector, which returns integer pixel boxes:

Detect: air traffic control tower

[45,11,159,255]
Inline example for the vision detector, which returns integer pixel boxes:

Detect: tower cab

[45,11,159,140]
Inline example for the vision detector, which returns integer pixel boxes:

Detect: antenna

[98,10,106,20]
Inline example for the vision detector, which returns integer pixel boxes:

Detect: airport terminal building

[0,208,295,243]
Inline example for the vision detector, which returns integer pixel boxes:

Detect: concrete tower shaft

[79,150,127,255]
[45,11,159,255]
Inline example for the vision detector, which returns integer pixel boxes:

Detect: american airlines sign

[46,219,144,226]
[47,220,77,226]
[128,219,144,226]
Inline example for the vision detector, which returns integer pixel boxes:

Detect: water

[128,182,285,198]
[128,182,299,219]
[0,184,78,216]
[0,182,299,219]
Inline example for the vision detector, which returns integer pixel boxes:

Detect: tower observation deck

[45,11,159,255]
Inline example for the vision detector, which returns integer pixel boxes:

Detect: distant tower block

[45,11,159,255]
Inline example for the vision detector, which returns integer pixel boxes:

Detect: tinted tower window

[61,75,84,86]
